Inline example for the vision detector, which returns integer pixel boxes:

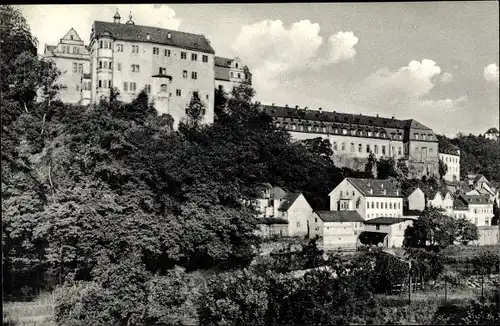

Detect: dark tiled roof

[92,21,215,54]
[346,178,402,198]
[417,185,451,200]
[278,192,303,211]
[405,210,423,216]
[315,210,365,223]
[215,65,230,81]
[486,127,499,134]
[261,105,433,131]
[257,217,288,225]
[215,56,232,67]
[364,217,414,225]
[459,195,491,205]
[270,187,288,200]
[453,198,468,210]
[438,138,460,155]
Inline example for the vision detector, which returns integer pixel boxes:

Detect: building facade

[89,12,216,128]
[361,217,414,248]
[43,28,91,105]
[456,195,494,226]
[407,187,454,216]
[309,210,365,250]
[262,104,439,178]
[214,56,252,92]
[438,150,460,182]
[484,127,499,141]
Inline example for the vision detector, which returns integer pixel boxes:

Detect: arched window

[160,84,167,92]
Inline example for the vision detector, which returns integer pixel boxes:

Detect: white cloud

[440,72,453,84]
[19,5,181,53]
[326,31,359,64]
[484,63,499,86]
[231,19,358,94]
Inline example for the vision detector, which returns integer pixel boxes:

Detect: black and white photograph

[2,2,499,325]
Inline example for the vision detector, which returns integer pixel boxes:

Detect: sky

[19,3,499,137]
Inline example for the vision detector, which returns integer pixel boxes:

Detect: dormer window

[167,32,172,39]
[146,33,151,40]
[235,63,239,68]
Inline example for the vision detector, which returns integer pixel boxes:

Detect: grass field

[3,291,57,326]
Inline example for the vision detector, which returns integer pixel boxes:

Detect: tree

[439,159,448,180]
[455,216,479,245]
[377,156,397,179]
[493,200,499,226]
[214,86,228,118]
[365,153,377,178]
[300,137,333,158]
[403,207,459,250]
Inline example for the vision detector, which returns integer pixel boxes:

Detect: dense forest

[437,134,500,184]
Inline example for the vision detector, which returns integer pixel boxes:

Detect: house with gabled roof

[253,183,313,237]
[456,194,494,226]
[484,127,499,141]
[361,217,414,248]
[309,210,365,250]
[215,56,252,92]
[328,178,404,221]
[407,185,454,216]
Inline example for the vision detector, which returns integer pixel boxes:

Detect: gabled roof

[474,174,488,184]
[315,210,365,223]
[215,56,232,67]
[416,185,450,200]
[92,21,215,54]
[270,186,288,200]
[486,127,499,134]
[261,105,434,132]
[257,217,288,225]
[453,198,468,210]
[215,66,230,81]
[278,192,303,211]
[459,195,491,205]
[346,178,402,198]
[364,217,413,225]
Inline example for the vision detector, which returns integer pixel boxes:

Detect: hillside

[437,134,500,184]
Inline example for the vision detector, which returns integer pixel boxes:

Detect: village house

[308,210,365,250]
[455,195,494,226]
[328,178,404,220]
[484,127,499,141]
[360,217,414,248]
[252,183,313,238]
[407,186,454,216]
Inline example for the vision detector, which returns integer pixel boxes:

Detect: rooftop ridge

[93,20,207,38]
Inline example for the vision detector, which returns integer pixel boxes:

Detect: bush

[438,270,463,288]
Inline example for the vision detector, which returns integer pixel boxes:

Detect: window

[231,72,234,78]
[104,41,109,49]
[358,144,362,152]
[132,45,139,53]
[296,222,300,227]
[366,144,371,153]
[73,62,78,73]
[398,147,402,156]
[153,47,159,55]
[78,64,83,73]
[117,63,122,71]
[123,82,128,92]
[374,145,378,154]
[389,202,393,209]
[384,202,388,209]
[132,64,140,72]
[235,63,239,68]
[165,49,171,57]
[341,143,346,151]
[98,80,102,88]
[73,47,78,54]
[116,44,123,52]
[376,225,380,230]
[382,146,386,155]
[238,73,241,78]
[183,70,188,78]
[333,142,338,151]
[415,133,419,140]
[181,51,187,59]
[70,35,74,40]
[191,53,198,61]
[145,84,151,94]
[76,84,80,91]
[372,202,375,209]
[176,89,182,96]
[206,94,209,100]
[159,67,166,75]
[99,41,103,49]
[202,55,208,62]
[193,91,199,98]
[108,61,112,69]
[130,82,137,92]
[350,143,355,152]
[160,84,167,92]
[367,201,370,209]
[191,71,198,79]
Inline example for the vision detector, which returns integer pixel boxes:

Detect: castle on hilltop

[43,10,251,129]
[259,104,448,179]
